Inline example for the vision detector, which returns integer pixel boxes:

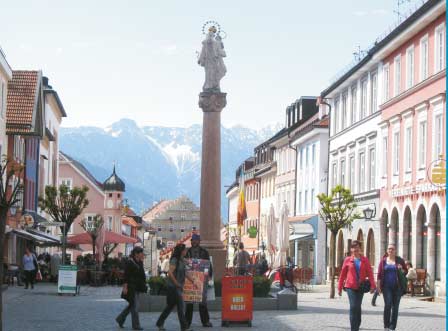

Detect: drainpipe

[317,97,332,282]
[288,132,299,216]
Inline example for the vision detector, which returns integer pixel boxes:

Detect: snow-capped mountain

[59,118,280,218]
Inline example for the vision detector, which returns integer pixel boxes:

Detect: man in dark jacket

[185,234,213,328]
[116,247,147,330]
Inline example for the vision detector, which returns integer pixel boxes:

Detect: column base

[207,248,227,281]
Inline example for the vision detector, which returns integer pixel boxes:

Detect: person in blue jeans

[376,244,407,331]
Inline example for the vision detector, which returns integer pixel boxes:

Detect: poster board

[183,258,210,303]
[58,265,78,295]
[222,276,253,322]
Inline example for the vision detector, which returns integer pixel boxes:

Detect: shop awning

[67,231,138,245]
[11,228,61,246]
[289,233,314,242]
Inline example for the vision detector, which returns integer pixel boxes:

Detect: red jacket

[338,255,376,292]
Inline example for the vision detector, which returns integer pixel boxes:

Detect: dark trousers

[157,286,188,330]
[383,286,401,330]
[116,292,141,328]
[185,302,210,326]
[24,270,35,288]
[346,288,364,331]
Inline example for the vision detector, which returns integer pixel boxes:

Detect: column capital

[198,92,227,113]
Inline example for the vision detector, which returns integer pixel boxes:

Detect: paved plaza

[2,284,445,331]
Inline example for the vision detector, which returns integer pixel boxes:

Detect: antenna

[394,0,411,22]
[353,45,367,62]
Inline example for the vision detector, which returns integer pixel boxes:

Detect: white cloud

[353,11,368,17]
[372,9,388,15]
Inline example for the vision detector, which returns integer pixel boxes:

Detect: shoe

[157,326,166,331]
[115,317,124,328]
[132,327,143,330]
[372,301,376,306]
[181,328,194,331]
[203,322,213,327]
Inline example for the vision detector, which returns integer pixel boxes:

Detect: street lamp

[363,205,376,221]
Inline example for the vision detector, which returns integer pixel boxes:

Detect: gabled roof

[6,70,43,135]
[142,200,172,220]
[59,151,104,192]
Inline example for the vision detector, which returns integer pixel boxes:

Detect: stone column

[198,91,227,279]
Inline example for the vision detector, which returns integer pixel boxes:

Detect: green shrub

[213,276,271,298]
[148,276,167,295]
[253,276,272,297]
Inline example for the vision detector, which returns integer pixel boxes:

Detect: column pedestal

[198,91,227,280]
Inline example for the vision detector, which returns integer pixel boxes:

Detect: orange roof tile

[6,70,41,134]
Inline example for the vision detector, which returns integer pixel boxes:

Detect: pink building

[58,152,126,262]
[379,4,445,297]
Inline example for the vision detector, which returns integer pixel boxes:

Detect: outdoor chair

[412,269,427,296]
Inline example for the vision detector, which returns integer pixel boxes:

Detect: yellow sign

[431,158,446,185]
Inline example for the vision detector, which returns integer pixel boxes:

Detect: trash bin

[221,276,253,327]
[277,288,297,310]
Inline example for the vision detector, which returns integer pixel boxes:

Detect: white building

[0,47,12,159]
[290,111,329,283]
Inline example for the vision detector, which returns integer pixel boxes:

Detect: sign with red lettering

[222,276,253,323]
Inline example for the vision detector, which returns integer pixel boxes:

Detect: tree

[317,185,360,299]
[80,214,104,266]
[0,157,24,331]
[103,243,119,261]
[38,185,89,264]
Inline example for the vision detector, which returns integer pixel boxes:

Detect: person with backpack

[338,240,376,331]
[376,244,408,331]
[156,244,195,331]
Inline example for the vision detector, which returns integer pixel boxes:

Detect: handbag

[397,268,408,296]
[355,259,371,293]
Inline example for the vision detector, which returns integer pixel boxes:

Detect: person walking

[185,234,213,328]
[377,244,408,331]
[233,242,250,275]
[161,255,170,277]
[156,244,194,331]
[116,247,147,330]
[338,240,376,331]
[22,247,38,289]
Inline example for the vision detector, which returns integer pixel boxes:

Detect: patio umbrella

[266,204,277,263]
[68,231,138,245]
[274,201,289,269]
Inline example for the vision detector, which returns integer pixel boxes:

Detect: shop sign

[391,182,443,198]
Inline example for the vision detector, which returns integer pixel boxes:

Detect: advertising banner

[183,258,210,303]
[222,276,253,322]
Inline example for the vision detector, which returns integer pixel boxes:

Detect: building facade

[378,2,445,297]
[142,196,200,248]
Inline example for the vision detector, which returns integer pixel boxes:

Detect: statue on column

[198,21,227,93]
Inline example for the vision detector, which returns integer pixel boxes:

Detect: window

[311,144,316,165]
[60,178,73,190]
[169,225,174,232]
[382,137,388,176]
[341,93,348,130]
[394,55,401,96]
[350,86,357,124]
[360,79,368,119]
[349,156,355,192]
[340,159,346,187]
[393,132,400,174]
[298,192,302,214]
[300,149,304,169]
[418,121,427,168]
[406,46,415,89]
[434,113,443,159]
[332,162,337,188]
[405,127,412,172]
[305,146,309,167]
[369,148,375,190]
[304,190,308,213]
[334,99,339,134]
[383,64,390,102]
[420,36,429,81]
[0,81,4,118]
[310,189,315,211]
[107,216,113,231]
[86,215,95,230]
[371,72,378,113]
[358,152,365,192]
[435,24,445,72]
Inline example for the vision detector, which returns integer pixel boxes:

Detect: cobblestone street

[3,284,445,331]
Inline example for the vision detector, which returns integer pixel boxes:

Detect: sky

[1,0,423,129]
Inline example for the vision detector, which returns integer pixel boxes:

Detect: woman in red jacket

[338,240,376,331]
